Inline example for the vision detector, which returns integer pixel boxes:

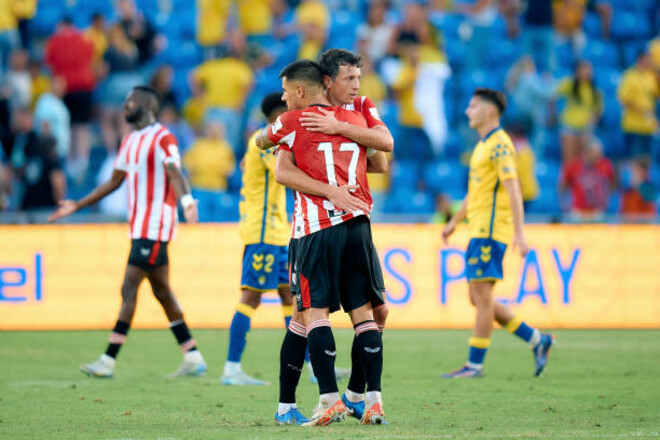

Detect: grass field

[1,329,659,440]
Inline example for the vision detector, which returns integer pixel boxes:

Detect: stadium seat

[583,12,602,40]
[383,189,434,214]
[611,11,652,40]
[486,38,522,69]
[327,10,361,51]
[582,40,619,68]
[30,6,63,36]
[528,186,560,215]
[389,160,418,190]
[536,160,561,187]
[594,68,621,96]
[423,160,467,195]
[599,128,625,159]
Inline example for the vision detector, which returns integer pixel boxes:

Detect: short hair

[474,87,507,115]
[279,59,323,86]
[261,92,286,118]
[133,85,162,111]
[319,49,363,79]
[60,16,74,26]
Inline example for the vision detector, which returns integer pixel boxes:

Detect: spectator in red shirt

[560,136,616,217]
[44,17,95,184]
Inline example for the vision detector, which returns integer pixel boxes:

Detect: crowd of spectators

[0,0,658,222]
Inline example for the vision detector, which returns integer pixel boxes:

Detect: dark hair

[474,87,507,114]
[60,16,74,25]
[261,92,286,118]
[133,85,162,111]
[318,49,363,79]
[279,59,323,85]
[636,49,649,62]
[571,61,600,108]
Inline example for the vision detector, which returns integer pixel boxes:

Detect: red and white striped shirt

[114,123,180,242]
[267,105,373,239]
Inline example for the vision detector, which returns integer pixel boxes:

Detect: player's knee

[374,303,388,327]
[152,287,173,303]
[240,290,261,309]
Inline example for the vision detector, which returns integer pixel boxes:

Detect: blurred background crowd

[0,0,658,223]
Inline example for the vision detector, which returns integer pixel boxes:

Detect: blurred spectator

[197,0,231,60]
[85,13,109,71]
[150,65,177,110]
[617,51,659,158]
[620,155,657,216]
[521,0,555,72]
[357,0,395,66]
[28,59,50,110]
[455,0,499,71]
[505,56,553,150]
[6,49,31,110]
[98,23,141,152]
[296,0,329,60]
[192,51,254,152]
[118,0,157,65]
[388,2,437,56]
[509,124,540,208]
[183,121,236,191]
[10,108,65,211]
[44,17,96,183]
[0,0,34,79]
[586,0,612,40]
[182,84,207,135]
[356,53,387,107]
[34,76,70,161]
[499,0,522,38]
[553,60,602,162]
[560,136,615,216]
[160,105,195,154]
[0,147,9,210]
[430,193,456,224]
[238,0,275,47]
[15,0,36,50]
[553,0,587,59]
[650,36,660,75]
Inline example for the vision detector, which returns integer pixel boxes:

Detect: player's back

[115,122,180,242]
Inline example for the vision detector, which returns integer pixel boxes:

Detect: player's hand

[441,221,456,245]
[513,233,530,258]
[183,202,199,224]
[47,200,77,222]
[327,185,370,214]
[299,108,341,134]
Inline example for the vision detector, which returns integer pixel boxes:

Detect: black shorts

[127,239,169,271]
[288,216,385,313]
[64,91,93,124]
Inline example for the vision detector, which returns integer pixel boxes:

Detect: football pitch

[1,329,658,440]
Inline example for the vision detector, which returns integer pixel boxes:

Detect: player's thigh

[127,239,170,274]
[122,264,148,296]
[240,243,288,293]
[348,303,374,326]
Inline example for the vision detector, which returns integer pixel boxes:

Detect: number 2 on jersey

[317,142,360,186]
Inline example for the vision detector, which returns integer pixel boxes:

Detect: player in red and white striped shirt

[49,86,207,379]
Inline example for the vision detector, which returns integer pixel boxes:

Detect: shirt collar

[481,126,501,143]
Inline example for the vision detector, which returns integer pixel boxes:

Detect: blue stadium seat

[599,128,625,159]
[444,37,468,71]
[582,40,619,68]
[227,169,243,194]
[611,11,652,40]
[622,40,648,67]
[389,160,418,190]
[600,96,622,128]
[528,187,560,215]
[583,12,602,40]
[327,10,362,51]
[423,160,467,195]
[594,68,621,96]
[30,6,63,36]
[486,38,522,69]
[383,189,434,214]
[431,13,465,41]
[539,130,561,161]
[536,160,561,187]
[606,192,621,215]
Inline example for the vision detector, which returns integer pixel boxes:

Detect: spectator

[357,0,395,66]
[6,49,31,111]
[509,124,540,209]
[44,17,96,183]
[553,60,602,162]
[160,105,195,155]
[553,0,587,59]
[182,84,207,135]
[0,147,9,210]
[431,193,456,224]
[296,0,329,60]
[28,59,50,110]
[387,1,438,57]
[521,0,555,72]
[183,121,235,191]
[0,0,33,80]
[455,0,499,71]
[85,13,109,71]
[617,50,659,158]
[197,0,231,60]
[620,155,656,217]
[118,0,158,65]
[192,50,254,152]
[150,65,177,111]
[97,23,141,152]
[560,136,615,217]
[34,76,70,161]
[238,0,275,47]
[587,0,612,40]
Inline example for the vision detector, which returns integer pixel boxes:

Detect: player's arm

[255,126,276,150]
[48,170,125,222]
[165,163,198,223]
[441,198,467,244]
[299,107,394,152]
[502,178,529,258]
[366,150,388,173]
[275,149,370,213]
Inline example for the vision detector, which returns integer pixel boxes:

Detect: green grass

[1,329,659,440]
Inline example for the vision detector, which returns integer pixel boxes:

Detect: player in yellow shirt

[442,88,554,378]
[220,93,292,385]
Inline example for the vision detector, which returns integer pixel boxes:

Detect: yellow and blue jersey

[238,130,289,246]
[467,127,518,246]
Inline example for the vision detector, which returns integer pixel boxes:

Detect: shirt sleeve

[358,96,386,128]
[267,112,297,153]
[490,141,518,181]
[158,133,182,168]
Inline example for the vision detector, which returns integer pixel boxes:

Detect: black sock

[347,336,366,394]
[307,321,338,395]
[355,321,383,392]
[105,320,130,359]
[170,320,197,352]
[279,327,307,404]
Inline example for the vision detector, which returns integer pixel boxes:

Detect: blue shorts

[465,238,507,283]
[241,243,289,291]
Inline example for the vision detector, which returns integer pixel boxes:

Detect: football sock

[467,336,490,369]
[277,402,297,416]
[505,316,541,347]
[347,336,367,394]
[105,320,130,359]
[355,320,383,392]
[169,319,198,353]
[307,319,338,395]
[227,303,255,362]
[344,388,364,403]
[279,320,307,404]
